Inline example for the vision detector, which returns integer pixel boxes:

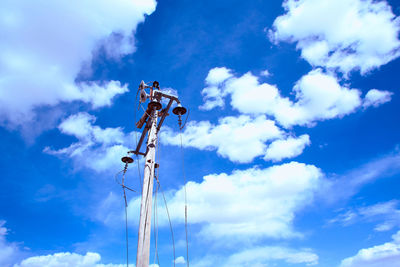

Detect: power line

[115,157,136,267]
[178,118,190,267]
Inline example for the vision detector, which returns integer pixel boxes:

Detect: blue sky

[1,0,400,266]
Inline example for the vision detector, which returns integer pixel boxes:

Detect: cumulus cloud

[0,221,21,267]
[199,67,233,110]
[264,134,311,162]
[363,89,393,108]
[0,0,156,125]
[14,252,133,267]
[226,68,363,127]
[200,68,390,129]
[146,162,322,239]
[224,246,318,266]
[340,230,400,267]
[76,81,129,109]
[283,69,362,126]
[329,200,400,232]
[44,112,136,172]
[270,0,400,75]
[161,115,284,163]
[174,256,186,264]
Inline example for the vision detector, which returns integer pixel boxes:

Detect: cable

[124,194,129,267]
[177,115,190,267]
[155,129,177,267]
[153,182,160,266]
[115,164,136,267]
[155,176,176,267]
[153,127,161,266]
[134,89,143,193]
[180,108,190,130]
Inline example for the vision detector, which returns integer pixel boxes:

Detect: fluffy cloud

[174,256,186,264]
[149,162,322,239]
[264,134,310,162]
[161,115,284,163]
[229,68,362,127]
[340,230,400,267]
[0,0,156,125]
[44,112,135,172]
[363,89,393,108]
[0,221,21,267]
[283,69,362,126]
[200,68,390,128]
[14,252,133,267]
[270,0,400,75]
[199,67,233,110]
[75,81,129,109]
[329,200,400,232]
[223,246,318,266]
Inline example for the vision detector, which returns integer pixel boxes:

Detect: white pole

[136,107,158,267]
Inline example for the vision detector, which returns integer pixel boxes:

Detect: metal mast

[127,80,186,267]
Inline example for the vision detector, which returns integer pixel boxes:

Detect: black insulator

[121,156,134,164]
[173,105,187,115]
[148,101,162,110]
[153,81,159,89]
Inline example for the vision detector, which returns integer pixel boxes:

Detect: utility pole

[136,105,157,267]
[127,80,186,267]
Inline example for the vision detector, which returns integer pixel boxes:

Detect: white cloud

[77,81,129,109]
[270,0,400,75]
[229,69,363,127]
[260,69,271,77]
[340,230,400,267]
[286,69,362,126]
[150,162,322,239]
[200,67,233,110]
[0,0,156,125]
[264,134,310,162]
[363,89,393,108]
[13,252,133,267]
[329,200,400,232]
[224,71,292,118]
[205,67,233,85]
[174,256,186,264]
[0,221,21,267]
[169,67,392,163]
[161,115,284,163]
[44,112,136,172]
[200,68,380,128]
[224,246,318,267]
